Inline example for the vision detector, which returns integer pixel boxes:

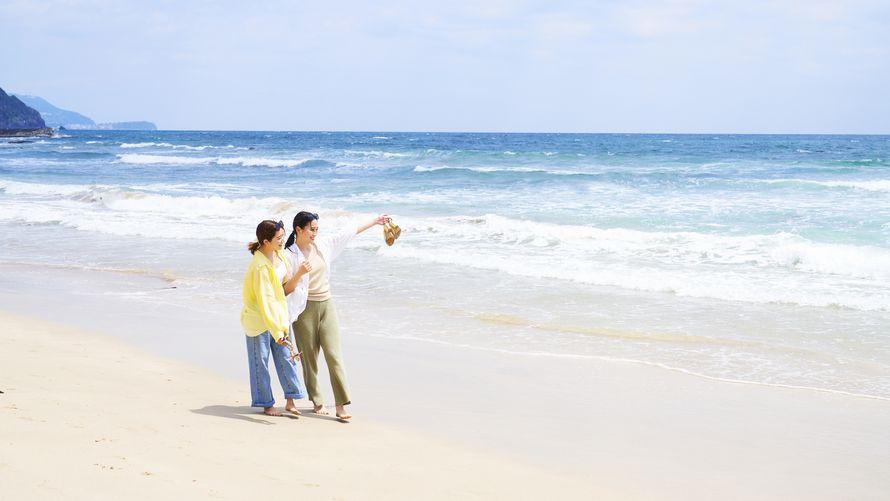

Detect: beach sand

[2,266,890,499]
[0,311,596,500]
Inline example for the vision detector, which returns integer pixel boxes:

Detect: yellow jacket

[240,249,291,341]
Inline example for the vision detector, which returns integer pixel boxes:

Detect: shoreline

[5,259,886,403]
[0,127,53,137]
[3,262,890,498]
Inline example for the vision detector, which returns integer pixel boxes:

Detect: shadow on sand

[191,404,350,425]
[191,405,298,424]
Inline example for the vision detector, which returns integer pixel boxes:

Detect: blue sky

[2,0,888,133]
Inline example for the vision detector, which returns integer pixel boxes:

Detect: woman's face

[298,221,319,243]
[268,228,286,250]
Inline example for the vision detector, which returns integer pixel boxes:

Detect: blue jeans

[245,331,305,407]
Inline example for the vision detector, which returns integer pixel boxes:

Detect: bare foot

[335,405,352,421]
[313,405,331,416]
[285,399,301,416]
[263,406,283,416]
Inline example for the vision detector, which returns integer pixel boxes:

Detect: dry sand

[0,311,596,500]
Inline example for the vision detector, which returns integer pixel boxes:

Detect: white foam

[117,154,317,168]
[811,180,890,192]
[216,156,315,168]
[412,165,584,176]
[769,241,890,278]
[117,154,212,165]
[413,165,451,172]
[379,242,888,311]
[4,178,889,311]
[0,179,99,196]
[0,197,349,244]
[756,178,890,193]
[0,179,367,243]
[428,214,890,279]
[366,213,890,310]
[343,150,411,158]
[120,142,241,151]
[120,142,169,148]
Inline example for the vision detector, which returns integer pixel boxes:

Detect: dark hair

[248,220,285,254]
[284,211,320,248]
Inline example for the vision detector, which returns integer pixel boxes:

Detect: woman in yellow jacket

[241,219,310,416]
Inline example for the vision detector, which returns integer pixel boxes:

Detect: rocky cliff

[0,87,47,131]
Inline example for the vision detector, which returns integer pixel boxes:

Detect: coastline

[0,127,53,137]
[2,263,890,499]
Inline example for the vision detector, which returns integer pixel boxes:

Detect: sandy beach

[3,263,890,500]
[0,310,596,500]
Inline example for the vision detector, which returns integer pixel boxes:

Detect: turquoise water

[2,131,889,397]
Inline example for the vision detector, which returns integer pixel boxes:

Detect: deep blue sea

[2,131,889,398]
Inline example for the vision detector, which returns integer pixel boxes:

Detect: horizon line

[75,129,890,136]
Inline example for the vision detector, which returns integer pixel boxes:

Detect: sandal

[383,222,396,246]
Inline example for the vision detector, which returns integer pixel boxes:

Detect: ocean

[1,131,889,399]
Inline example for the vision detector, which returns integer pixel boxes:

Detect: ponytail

[248,219,283,254]
[284,231,296,249]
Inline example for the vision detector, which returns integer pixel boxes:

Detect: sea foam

[756,178,890,192]
[120,142,241,151]
[117,154,322,168]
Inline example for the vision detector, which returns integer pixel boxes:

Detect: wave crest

[117,154,330,168]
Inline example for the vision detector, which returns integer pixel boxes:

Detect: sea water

[1,131,889,398]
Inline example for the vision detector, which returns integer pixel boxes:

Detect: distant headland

[0,86,157,136]
[15,94,157,131]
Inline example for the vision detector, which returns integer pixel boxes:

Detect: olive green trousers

[292,300,351,406]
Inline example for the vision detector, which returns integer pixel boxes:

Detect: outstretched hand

[357,214,390,235]
[355,214,389,235]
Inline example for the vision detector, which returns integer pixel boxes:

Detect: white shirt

[284,224,357,323]
[273,257,289,285]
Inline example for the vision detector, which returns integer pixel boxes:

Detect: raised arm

[356,214,388,235]
[321,214,389,263]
